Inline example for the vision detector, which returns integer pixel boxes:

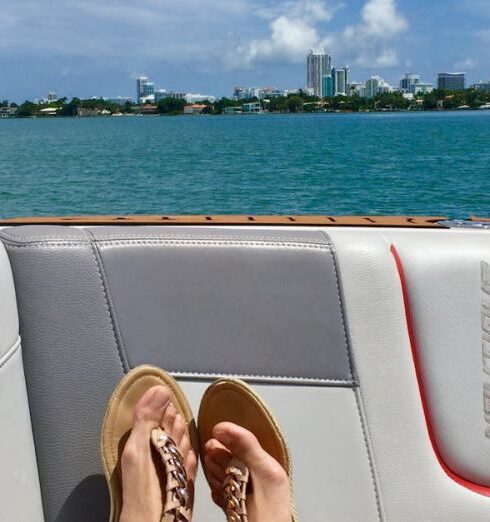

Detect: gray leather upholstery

[0,225,370,521]
[0,241,44,521]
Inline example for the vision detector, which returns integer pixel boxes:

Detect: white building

[348,82,365,97]
[307,49,332,97]
[400,73,433,95]
[185,93,216,103]
[364,76,393,98]
[136,77,155,103]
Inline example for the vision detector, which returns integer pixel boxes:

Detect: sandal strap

[223,458,249,522]
[151,428,192,522]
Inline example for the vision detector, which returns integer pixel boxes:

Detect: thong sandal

[101,365,198,522]
[198,378,296,521]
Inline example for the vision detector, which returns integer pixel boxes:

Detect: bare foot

[119,385,197,522]
[204,422,291,522]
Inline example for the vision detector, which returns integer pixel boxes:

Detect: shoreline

[2,108,490,120]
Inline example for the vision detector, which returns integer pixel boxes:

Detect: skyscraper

[136,76,155,103]
[400,73,420,93]
[322,75,333,98]
[307,49,332,97]
[437,72,465,91]
[332,67,350,96]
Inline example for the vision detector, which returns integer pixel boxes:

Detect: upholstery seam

[97,239,329,249]
[0,232,328,244]
[353,386,384,521]
[95,234,328,244]
[82,229,129,373]
[324,231,383,521]
[323,233,354,383]
[170,370,356,385]
[1,239,332,251]
[0,336,21,369]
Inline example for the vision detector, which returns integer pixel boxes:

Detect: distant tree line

[2,88,490,118]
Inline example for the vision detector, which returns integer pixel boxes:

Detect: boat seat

[0,224,489,521]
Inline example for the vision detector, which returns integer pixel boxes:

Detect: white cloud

[257,0,338,22]
[0,0,249,59]
[361,0,407,37]
[230,0,340,67]
[341,0,407,68]
[229,0,407,70]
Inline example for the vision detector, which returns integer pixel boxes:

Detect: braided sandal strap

[151,428,192,522]
[223,457,250,522]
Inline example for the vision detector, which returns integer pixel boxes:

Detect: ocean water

[0,111,488,218]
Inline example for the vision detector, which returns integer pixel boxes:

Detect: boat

[479,103,490,110]
[0,214,489,521]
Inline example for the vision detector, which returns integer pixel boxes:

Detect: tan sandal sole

[100,365,198,522]
[198,378,297,521]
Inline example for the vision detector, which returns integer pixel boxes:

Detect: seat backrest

[1,224,490,522]
[0,240,43,522]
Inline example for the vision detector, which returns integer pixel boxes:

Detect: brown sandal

[100,365,197,522]
[198,378,296,521]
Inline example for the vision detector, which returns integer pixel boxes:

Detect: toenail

[215,431,232,445]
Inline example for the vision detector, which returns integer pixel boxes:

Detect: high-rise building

[364,76,392,98]
[400,73,433,95]
[400,73,420,93]
[437,72,465,91]
[154,89,168,102]
[136,76,155,102]
[473,81,490,93]
[332,67,350,96]
[307,49,332,97]
[322,75,333,98]
[348,82,365,97]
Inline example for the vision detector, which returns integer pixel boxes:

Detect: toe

[205,438,232,469]
[204,454,226,482]
[171,413,186,445]
[212,422,286,482]
[132,385,170,428]
[185,449,198,480]
[162,402,177,432]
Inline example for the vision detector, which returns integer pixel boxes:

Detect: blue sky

[1,0,489,102]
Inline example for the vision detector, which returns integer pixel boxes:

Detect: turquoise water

[0,112,488,218]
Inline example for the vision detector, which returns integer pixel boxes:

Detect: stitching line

[323,230,383,521]
[83,229,128,373]
[3,240,333,252]
[325,236,354,383]
[170,370,356,385]
[96,239,330,250]
[0,337,21,369]
[0,232,328,244]
[353,387,383,521]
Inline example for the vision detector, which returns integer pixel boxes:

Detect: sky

[1,0,490,102]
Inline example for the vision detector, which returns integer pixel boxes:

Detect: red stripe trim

[390,244,490,496]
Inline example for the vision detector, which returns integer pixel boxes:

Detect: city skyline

[1,0,490,102]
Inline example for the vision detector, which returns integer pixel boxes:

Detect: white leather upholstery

[329,229,490,521]
[0,242,18,357]
[182,381,381,521]
[391,231,490,487]
[0,242,44,521]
